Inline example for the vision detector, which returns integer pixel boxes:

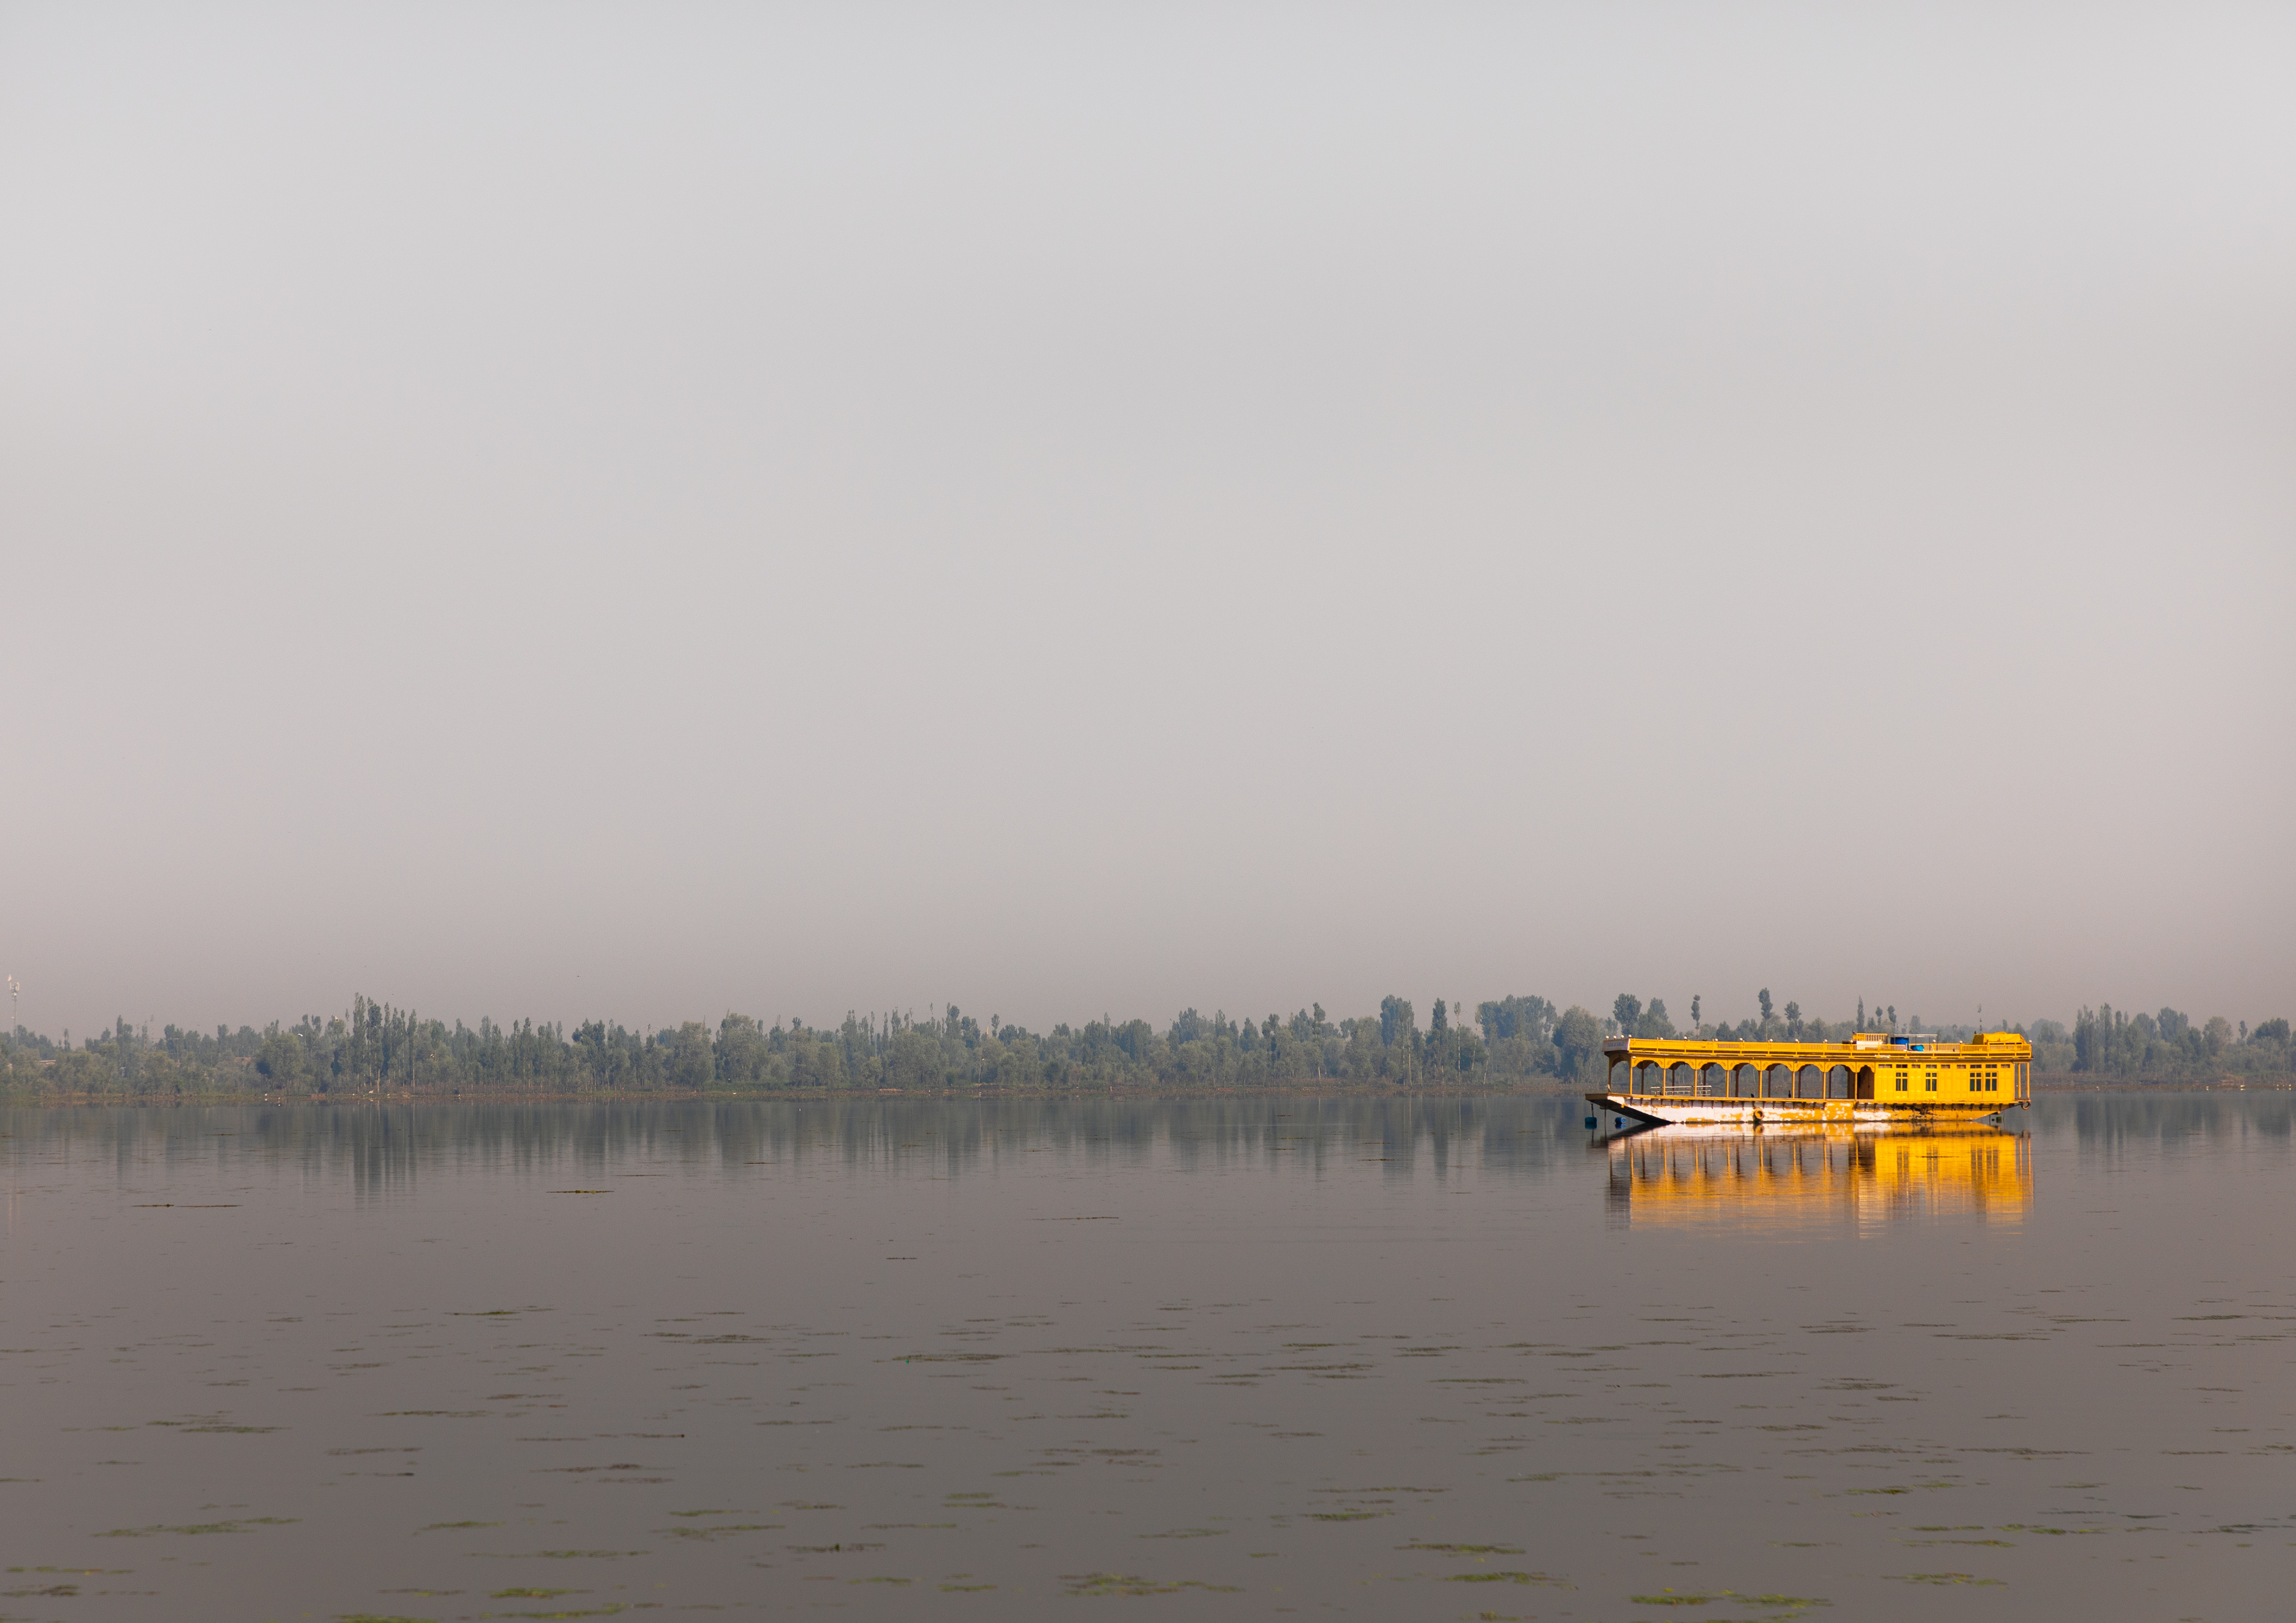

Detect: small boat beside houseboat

[1589,1030,2032,1127]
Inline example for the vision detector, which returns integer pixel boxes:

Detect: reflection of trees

[0,1095,1601,1185]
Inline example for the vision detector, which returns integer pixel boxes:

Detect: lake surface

[3,1092,2291,1622]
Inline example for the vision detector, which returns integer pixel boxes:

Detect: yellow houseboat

[1590,1030,2032,1127]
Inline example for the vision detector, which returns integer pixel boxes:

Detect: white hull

[1590,1092,2014,1128]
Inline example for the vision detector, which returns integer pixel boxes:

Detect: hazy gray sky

[4,3,2291,1040]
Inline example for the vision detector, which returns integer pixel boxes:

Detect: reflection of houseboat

[1608,1124,2030,1227]
[1590,1031,2032,1126]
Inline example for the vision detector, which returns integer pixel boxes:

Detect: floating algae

[1889,1574,2002,1585]
[1060,1574,1242,1597]
[1903,1538,2015,1547]
[96,1517,298,1537]
[1448,1572,1564,1586]
[1623,1595,1831,1619]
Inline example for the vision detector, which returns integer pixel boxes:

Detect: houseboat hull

[1588,1092,2021,1128]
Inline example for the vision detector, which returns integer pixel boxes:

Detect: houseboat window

[1894,1067,1908,1091]
[1668,1062,1693,1095]
[1925,1068,1938,1091]
[1795,1064,1822,1098]
[1635,1061,1662,1092]
[1764,1064,1792,1098]
[1701,1064,1726,1096]
[1827,1064,1852,1098]
[1733,1063,1760,1097]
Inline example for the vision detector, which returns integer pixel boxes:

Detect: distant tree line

[2062,1005,2292,1081]
[2,988,2287,1101]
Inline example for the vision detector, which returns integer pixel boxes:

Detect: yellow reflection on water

[1608,1124,2030,1229]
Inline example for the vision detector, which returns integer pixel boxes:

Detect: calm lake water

[3,1093,2291,1623]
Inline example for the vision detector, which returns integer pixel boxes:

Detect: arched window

[1764,1063,1793,1098]
[1734,1063,1760,1097]
[1667,1062,1693,1095]
[1796,1064,1822,1098]
[1701,1063,1726,1097]
[1828,1064,1852,1099]
[1635,1061,1662,1093]
[1856,1065,1875,1100]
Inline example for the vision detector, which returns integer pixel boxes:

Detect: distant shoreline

[1,1081,1585,1108]
[4,1076,2286,1109]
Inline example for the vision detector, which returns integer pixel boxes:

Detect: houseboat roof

[1602,1031,2032,1062]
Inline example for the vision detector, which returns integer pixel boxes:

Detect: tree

[254,1030,306,1087]
[1556,1006,1603,1077]
[882,1029,938,1090]
[1477,996,1555,1046]
[1476,996,1559,1079]
[1612,993,1642,1034]
[1379,996,1416,1051]
[667,1022,715,1089]
[715,1014,771,1085]
[1757,988,1774,1026]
